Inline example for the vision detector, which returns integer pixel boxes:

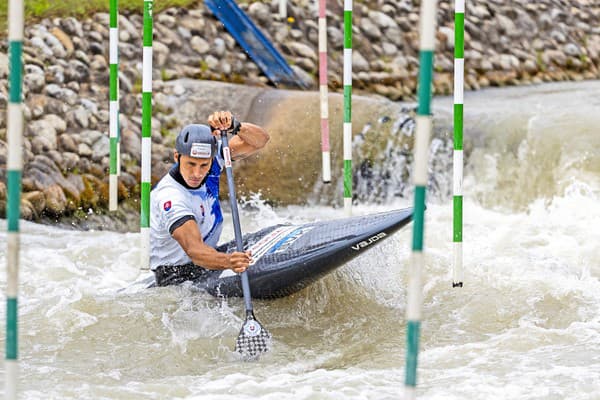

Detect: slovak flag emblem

[164,201,172,211]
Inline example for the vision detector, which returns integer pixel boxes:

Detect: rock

[353,51,370,72]
[369,10,399,30]
[213,38,227,57]
[327,26,344,48]
[288,42,317,60]
[78,143,92,158]
[92,135,109,162]
[80,98,98,114]
[290,65,313,89]
[30,37,54,58]
[60,17,84,38]
[1,53,10,77]
[65,59,90,84]
[57,133,78,153]
[79,130,103,146]
[50,27,74,56]
[543,50,567,67]
[67,107,90,129]
[20,199,36,221]
[24,73,46,93]
[564,43,582,57]
[121,129,141,161]
[43,114,67,133]
[154,41,170,67]
[46,65,65,84]
[248,2,271,25]
[190,36,210,54]
[44,184,68,215]
[157,14,176,29]
[27,120,57,148]
[31,135,56,154]
[23,191,46,215]
[360,18,382,41]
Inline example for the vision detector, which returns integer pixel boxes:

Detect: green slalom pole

[453,0,465,288]
[140,0,153,271]
[405,0,438,398]
[343,0,352,215]
[109,0,119,211]
[6,1,24,399]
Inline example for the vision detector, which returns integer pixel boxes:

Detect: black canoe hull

[191,208,413,299]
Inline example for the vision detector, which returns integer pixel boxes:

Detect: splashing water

[0,81,599,399]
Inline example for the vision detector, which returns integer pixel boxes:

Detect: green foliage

[199,60,209,72]
[160,127,171,137]
[164,117,179,130]
[0,0,200,35]
[132,75,143,94]
[536,50,546,73]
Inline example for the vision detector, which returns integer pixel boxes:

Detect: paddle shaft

[221,132,253,312]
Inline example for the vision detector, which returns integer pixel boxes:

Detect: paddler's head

[174,124,217,188]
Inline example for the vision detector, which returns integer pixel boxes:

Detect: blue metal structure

[205,0,308,88]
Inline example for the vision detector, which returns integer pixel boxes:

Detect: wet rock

[44,184,68,215]
[23,191,46,216]
[20,199,36,220]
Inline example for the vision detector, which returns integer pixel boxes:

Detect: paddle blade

[235,312,272,360]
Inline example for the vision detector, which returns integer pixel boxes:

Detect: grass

[0,0,200,37]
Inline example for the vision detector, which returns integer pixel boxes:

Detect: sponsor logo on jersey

[163,200,172,211]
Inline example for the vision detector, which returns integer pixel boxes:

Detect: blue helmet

[175,124,217,159]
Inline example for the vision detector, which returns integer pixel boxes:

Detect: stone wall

[0,0,599,223]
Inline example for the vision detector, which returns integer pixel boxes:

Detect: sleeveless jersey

[150,154,224,269]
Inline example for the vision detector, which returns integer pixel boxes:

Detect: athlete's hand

[208,110,238,136]
[228,250,252,273]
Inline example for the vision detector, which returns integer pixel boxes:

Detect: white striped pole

[453,0,465,288]
[405,1,437,399]
[343,0,352,214]
[319,0,331,183]
[6,1,24,399]
[279,0,287,19]
[140,0,153,270]
[109,0,119,211]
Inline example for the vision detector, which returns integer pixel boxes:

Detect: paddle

[220,129,272,359]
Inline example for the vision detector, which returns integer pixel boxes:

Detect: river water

[1,81,599,399]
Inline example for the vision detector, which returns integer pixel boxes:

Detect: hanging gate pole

[109,0,120,211]
[319,0,331,184]
[140,0,153,270]
[343,0,352,214]
[452,0,465,288]
[405,0,438,398]
[6,0,24,398]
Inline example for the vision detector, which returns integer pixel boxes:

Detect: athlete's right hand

[228,251,252,273]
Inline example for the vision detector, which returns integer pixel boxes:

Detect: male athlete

[150,111,270,286]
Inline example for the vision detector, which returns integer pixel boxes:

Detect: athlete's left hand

[208,110,234,136]
[228,250,253,274]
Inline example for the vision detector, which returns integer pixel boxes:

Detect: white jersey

[150,155,224,269]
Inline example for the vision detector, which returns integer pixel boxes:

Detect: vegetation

[0,0,200,36]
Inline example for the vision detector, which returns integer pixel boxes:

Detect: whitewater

[1,80,599,399]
